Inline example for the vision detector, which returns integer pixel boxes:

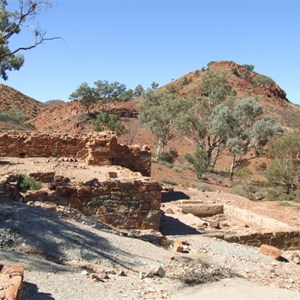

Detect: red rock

[259,244,282,259]
[173,240,189,253]
[210,220,220,229]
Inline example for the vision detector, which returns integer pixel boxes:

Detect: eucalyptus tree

[0,0,59,80]
[137,90,189,156]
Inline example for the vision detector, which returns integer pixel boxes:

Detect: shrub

[18,175,42,192]
[166,85,177,93]
[157,148,178,164]
[182,77,192,86]
[161,178,177,185]
[185,147,209,179]
[242,64,255,72]
[253,75,275,87]
[0,108,29,125]
[194,183,215,192]
[93,112,125,135]
[207,61,216,68]
[232,68,240,77]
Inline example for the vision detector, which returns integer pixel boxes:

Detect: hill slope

[0,84,43,117]
[26,61,300,133]
[0,84,44,131]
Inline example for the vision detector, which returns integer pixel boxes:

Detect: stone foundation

[0,132,151,176]
[1,172,161,231]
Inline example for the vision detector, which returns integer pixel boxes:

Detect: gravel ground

[1,199,300,299]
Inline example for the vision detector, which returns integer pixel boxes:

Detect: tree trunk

[156,141,164,157]
[229,155,236,181]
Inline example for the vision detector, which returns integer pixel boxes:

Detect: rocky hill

[0,84,43,118]
[163,61,300,130]
[1,61,300,185]
[23,61,300,134]
[0,84,45,131]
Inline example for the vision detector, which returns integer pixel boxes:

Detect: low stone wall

[222,231,300,250]
[1,173,161,231]
[0,265,24,300]
[0,132,151,176]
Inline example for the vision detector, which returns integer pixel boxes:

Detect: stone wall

[0,132,151,176]
[1,173,161,231]
[222,231,300,251]
[0,265,24,300]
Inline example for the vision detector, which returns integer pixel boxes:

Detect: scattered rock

[165,208,174,214]
[210,220,221,229]
[118,270,126,276]
[173,240,189,253]
[259,244,283,260]
[149,266,166,278]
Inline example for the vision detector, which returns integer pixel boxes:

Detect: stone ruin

[0,131,151,176]
[0,131,161,231]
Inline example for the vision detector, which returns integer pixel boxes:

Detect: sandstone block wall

[1,173,161,231]
[223,231,300,251]
[0,265,24,300]
[0,132,151,176]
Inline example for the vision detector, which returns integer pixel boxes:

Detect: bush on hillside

[253,75,275,88]
[0,108,29,125]
[157,148,178,164]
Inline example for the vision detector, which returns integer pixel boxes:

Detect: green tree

[134,84,144,97]
[185,147,209,179]
[69,82,96,115]
[93,112,125,136]
[266,131,300,196]
[151,82,159,89]
[242,64,255,72]
[69,80,133,114]
[0,0,59,80]
[207,61,216,68]
[137,90,189,156]
[211,99,282,180]
[176,70,236,166]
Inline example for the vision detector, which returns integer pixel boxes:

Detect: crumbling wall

[1,173,161,231]
[0,264,24,300]
[0,132,151,176]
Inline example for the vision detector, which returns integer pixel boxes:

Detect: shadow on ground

[160,212,200,235]
[161,191,190,203]
[0,200,152,271]
[22,282,55,300]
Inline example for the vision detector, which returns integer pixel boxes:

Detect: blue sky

[3,0,300,104]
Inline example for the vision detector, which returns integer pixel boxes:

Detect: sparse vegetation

[69,80,134,114]
[0,108,29,125]
[253,75,275,88]
[161,178,178,185]
[185,147,209,179]
[157,148,178,164]
[207,61,216,68]
[44,99,65,106]
[182,77,192,86]
[93,112,125,136]
[18,175,42,192]
[265,131,300,201]
[242,64,255,72]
